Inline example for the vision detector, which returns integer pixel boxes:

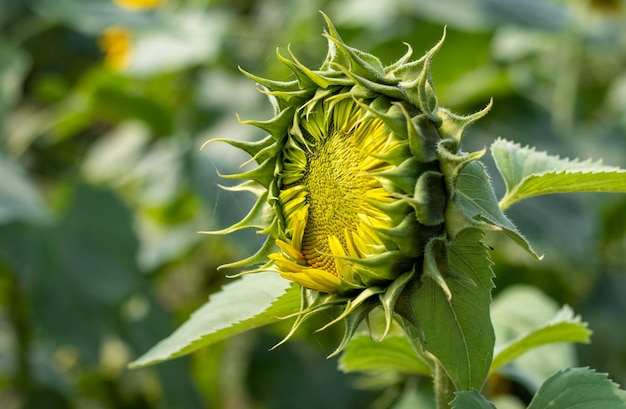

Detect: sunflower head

[206,13,491,352]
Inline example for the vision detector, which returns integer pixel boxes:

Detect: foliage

[1,0,626,408]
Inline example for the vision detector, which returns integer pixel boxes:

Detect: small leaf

[338,334,431,375]
[451,391,497,409]
[528,367,626,409]
[491,305,591,372]
[455,161,540,259]
[129,273,300,368]
[409,228,495,391]
[491,286,580,389]
[492,138,626,211]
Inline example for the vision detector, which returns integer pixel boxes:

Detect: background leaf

[0,155,51,224]
[527,367,626,409]
[451,390,497,409]
[409,228,495,391]
[490,286,582,393]
[491,138,626,211]
[129,273,300,368]
[339,334,431,375]
[491,305,591,372]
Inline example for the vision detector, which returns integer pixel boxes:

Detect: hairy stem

[405,329,455,409]
[434,360,455,409]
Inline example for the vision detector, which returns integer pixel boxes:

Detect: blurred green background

[1,0,625,408]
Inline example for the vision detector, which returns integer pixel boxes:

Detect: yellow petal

[275,239,306,263]
[291,204,309,251]
[344,229,361,258]
[280,269,340,293]
[282,194,307,218]
[269,253,306,273]
[328,235,353,283]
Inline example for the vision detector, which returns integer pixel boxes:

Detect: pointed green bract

[492,138,626,210]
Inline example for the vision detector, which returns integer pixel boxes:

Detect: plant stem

[434,359,455,409]
[406,331,455,409]
[400,302,457,408]
[2,264,32,402]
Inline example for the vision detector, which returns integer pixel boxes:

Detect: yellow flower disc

[271,99,400,292]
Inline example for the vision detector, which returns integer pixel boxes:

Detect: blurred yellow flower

[113,0,164,11]
[98,27,132,71]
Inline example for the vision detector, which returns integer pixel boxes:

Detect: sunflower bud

[206,13,491,352]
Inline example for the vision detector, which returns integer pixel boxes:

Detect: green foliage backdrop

[1,0,625,407]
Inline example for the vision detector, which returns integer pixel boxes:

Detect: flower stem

[434,360,455,409]
[406,331,455,409]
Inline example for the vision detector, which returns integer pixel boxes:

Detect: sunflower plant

[130,13,626,408]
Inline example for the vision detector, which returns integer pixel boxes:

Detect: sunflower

[206,13,491,351]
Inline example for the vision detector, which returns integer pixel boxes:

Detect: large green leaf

[491,305,591,372]
[528,367,626,409]
[491,138,626,211]
[455,161,539,258]
[0,185,144,363]
[129,272,300,368]
[338,334,431,375]
[409,228,495,391]
[451,391,497,409]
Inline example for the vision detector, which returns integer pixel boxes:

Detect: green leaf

[129,273,300,368]
[492,138,626,211]
[338,334,431,375]
[0,40,29,123]
[409,228,495,391]
[128,11,229,75]
[451,391,497,409]
[391,388,435,409]
[491,286,580,389]
[0,155,51,225]
[528,367,626,409]
[0,185,143,363]
[455,161,540,259]
[36,0,159,34]
[491,305,591,372]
